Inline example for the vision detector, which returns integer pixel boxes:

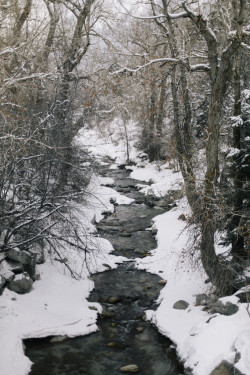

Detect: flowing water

[24,163,185,375]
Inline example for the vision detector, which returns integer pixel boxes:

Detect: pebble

[120,364,139,373]
[108,296,121,304]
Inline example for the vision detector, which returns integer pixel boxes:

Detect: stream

[24,163,185,375]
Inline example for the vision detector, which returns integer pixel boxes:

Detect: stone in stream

[108,296,122,304]
[120,364,139,373]
[107,341,125,349]
[136,326,144,333]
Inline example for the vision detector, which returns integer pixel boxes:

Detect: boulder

[173,300,189,310]
[4,259,23,274]
[206,301,239,316]
[8,272,33,294]
[24,256,36,278]
[0,260,15,282]
[210,361,243,375]
[7,248,32,265]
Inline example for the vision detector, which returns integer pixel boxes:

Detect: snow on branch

[190,64,210,72]
[3,73,54,87]
[240,42,250,51]
[110,57,179,74]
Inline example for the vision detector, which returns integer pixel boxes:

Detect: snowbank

[0,167,131,375]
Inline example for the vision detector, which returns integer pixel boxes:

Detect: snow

[1,120,250,375]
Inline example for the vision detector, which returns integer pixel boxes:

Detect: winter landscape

[0,1,249,375]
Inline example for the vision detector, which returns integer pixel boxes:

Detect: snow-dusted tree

[142,0,250,293]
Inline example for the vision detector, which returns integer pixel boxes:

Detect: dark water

[24,164,184,375]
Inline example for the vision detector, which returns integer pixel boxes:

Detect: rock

[120,364,139,373]
[7,248,32,265]
[33,272,41,281]
[195,294,209,306]
[88,306,98,311]
[136,326,144,333]
[4,259,23,274]
[159,280,167,286]
[50,336,68,343]
[8,272,33,294]
[23,256,36,278]
[0,275,5,292]
[173,300,189,310]
[209,361,243,375]
[0,260,15,282]
[108,296,122,304]
[102,310,115,318]
[206,301,239,316]
[178,214,186,221]
[29,243,45,264]
[107,341,125,349]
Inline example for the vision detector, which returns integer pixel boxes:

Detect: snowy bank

[0,169,131,375]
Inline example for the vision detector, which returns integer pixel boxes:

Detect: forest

[0,1,249,374]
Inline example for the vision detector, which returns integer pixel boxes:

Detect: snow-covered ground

[1,119,249,375]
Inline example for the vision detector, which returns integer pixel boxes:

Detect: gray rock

[195,294,209,306]
[120,364,139,373]
[7,248,32,265]
[8,272,33,294]
[209,361,243,375]
[0,260,15,282]
[29,243,45,264]
[0,275,5,291]
[207,301,239,316]
[173,300,189,310]
[24,256,36,278]
[88,306,98,311]
[4,259,23,274]
[33,272,41,281]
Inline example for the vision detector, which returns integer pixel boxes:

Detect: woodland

[0,0,249,298]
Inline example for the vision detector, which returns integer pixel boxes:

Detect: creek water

[24,163,185,375]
